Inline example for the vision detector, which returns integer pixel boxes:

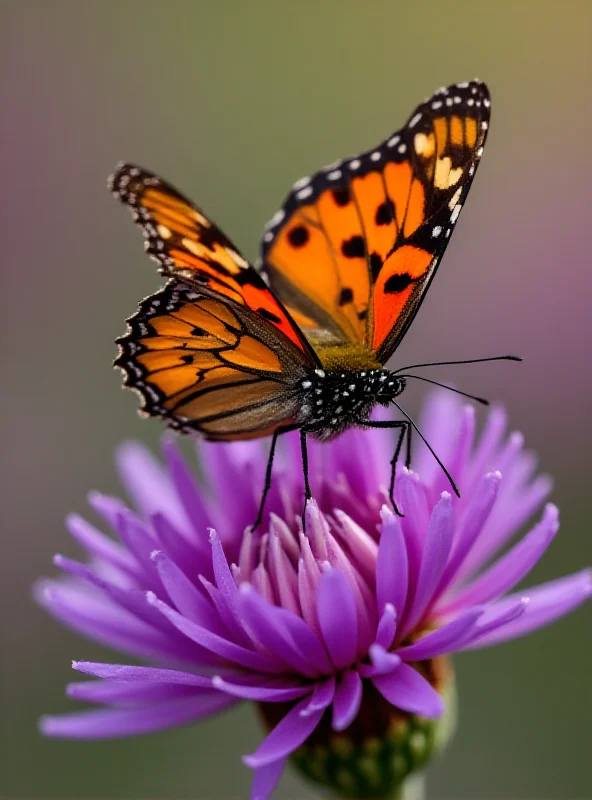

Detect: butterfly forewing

[260,80,490,365]
[110,164,316,361]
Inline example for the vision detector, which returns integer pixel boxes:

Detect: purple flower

[37,393,591,799]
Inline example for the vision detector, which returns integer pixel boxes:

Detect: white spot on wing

[327,169,342,180]
[409,112,422,128]
[267,209,285,228]
[387,135,400,148]
[292,176,311,191]
[296,186,313,200]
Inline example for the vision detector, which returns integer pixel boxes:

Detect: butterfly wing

[260,80,490,363]
[115,281,313,440]
[109,163,317,362]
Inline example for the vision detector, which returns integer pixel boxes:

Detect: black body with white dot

[297,368,406,440]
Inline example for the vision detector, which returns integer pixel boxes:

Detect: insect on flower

[111,79,519,526]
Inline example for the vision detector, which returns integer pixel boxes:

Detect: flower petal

[151,512,208,583]
[317,569,358,669]
[72,661,212,686]
[465,569,592,648]
[375,603,397,649]
[66,680,204,705]
[244,697,325,768]
[436,471,501,595]
[34,581,200,664]
[332,670,363,731]
[376,508,408,619]
[150,550,221,631]
[373,663,444,718]
[161,438,212,544]
[251,758,287,800]
[65,513,139,581]
[442,504,559,612]
[39,693,235,739]
[53,555,168,631]
[301,677,336,715]
[397,607,483,661]
[401,492,454,638]
[210,531,252,646]
[238,585,332,677]
[116,511,159,584]
[397,470,427,587]
[212,676,311,703]
[461,598,528,648]
[367,644,401,676]
[147,592,283,673]
[115,441,188,531]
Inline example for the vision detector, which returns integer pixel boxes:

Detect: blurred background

[1,1,590,797]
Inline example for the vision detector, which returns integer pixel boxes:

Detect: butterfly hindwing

[115,281,311,440]
[109,164,316,361]
[260,80,490,364]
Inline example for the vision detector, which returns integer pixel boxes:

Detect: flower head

[37,393,591,799]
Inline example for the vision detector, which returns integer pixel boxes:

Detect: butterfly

[112,79,518,527]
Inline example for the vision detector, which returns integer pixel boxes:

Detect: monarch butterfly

[111,79,519,527]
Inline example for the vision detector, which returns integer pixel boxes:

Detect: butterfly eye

[377,375,406,398]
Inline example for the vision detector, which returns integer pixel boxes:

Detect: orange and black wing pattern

[260,80,490,363]
[109,164,316,362]
[115,282,311,440]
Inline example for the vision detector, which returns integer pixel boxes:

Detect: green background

[1,1,590,797]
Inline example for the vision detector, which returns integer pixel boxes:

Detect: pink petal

[401,492,454,638]
[465,569,592,648]
[244,697,325,768]
[373,663,444,718]
[332,670,363,731]
[376,509,408,619]
[317,569,358,669]
[40,693,235,738]
[251,758,287,800]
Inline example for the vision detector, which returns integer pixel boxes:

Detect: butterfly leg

[251,424,300,531]
[359,420,410,516]
[300,429,312,529]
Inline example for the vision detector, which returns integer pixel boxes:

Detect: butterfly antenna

[391,400,460,498]
[398,374,489,405]
[393,355,522,374]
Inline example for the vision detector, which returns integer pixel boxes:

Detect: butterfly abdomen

[297,368,406,441]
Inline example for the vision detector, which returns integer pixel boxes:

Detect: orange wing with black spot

[260,80,490,363]
[109,163,316,361]
[115,282,313,439]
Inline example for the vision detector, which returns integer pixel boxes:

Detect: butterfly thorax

[297,368,406,441]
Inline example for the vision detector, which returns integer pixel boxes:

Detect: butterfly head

[298,368,406,440]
